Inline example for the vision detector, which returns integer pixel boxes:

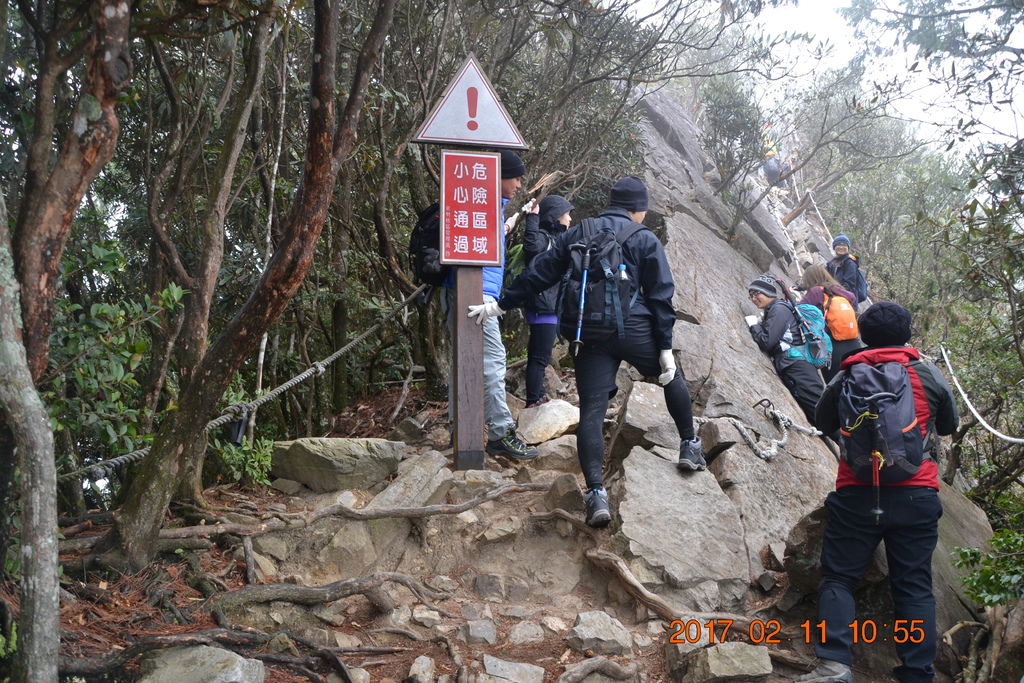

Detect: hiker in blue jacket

[469,177,704,529]
[746,274,825,424]
[443,149,536,460]
[521,194,573,408]
[826,234,868,306]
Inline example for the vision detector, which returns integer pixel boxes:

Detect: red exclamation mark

[466,87,478,131]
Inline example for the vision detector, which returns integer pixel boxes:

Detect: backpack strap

[613,222,647,247]
[614,221,647,316]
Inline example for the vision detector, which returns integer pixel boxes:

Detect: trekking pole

[571,248,593,357]
[864,391,897,524]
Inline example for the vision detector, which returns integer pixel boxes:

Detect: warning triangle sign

[414,54,528,149]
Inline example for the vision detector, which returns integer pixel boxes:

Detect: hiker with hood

[443,149,537,461]
[826,233,868,306]
[799,302,958,683]
[521,194,574,408]
[798,264,865,382]
[468,176,705,529]
[746,274,825,425]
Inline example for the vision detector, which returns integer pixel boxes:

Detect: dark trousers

[825,337,866,383]
[526,323,558,405]
[776,358,824,424]
[573,316,694,489]
[816,486,942,682]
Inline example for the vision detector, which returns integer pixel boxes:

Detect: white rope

[807,189,830,234]
[940,344,1024,444]
[695,407,820,462]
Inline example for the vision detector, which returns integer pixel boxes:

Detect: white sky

[755,0,1023,145]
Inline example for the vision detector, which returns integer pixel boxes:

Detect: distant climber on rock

[825,234,868,306]
[468,176,704,529]
[761,122,783,187]
[745,274,825,425]
[800,302,959,683]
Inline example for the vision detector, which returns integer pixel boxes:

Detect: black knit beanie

[499,150,526,179]
[609,176,649,212]
[747,274,778,298]
[859,301,912,347]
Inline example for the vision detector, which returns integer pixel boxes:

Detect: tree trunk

[104,0,399,569]
[0,198,60,682]
[172,9,276,503]
[12,0,132,381]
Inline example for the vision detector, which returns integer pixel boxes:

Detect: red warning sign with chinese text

[440,150,502,267]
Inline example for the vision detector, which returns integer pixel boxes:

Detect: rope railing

[59,284,428,483]
[939,344,1024,445]
[694,401,821,462]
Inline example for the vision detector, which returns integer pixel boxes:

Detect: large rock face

[603,90,990,680]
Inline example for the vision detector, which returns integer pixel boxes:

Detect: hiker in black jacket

[826,233,868,306]
[746,274,825,424]
[521,195,573,408]
[469,176,704,529]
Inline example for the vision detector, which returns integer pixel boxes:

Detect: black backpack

[837,360,926,484]
[408,202,449,287]
[558,217,646,346]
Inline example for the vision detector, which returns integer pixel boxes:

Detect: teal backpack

[783,301,832,368]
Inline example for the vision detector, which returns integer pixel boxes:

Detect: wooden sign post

[413,55,527,470]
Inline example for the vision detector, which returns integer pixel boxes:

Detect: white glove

[467,301,504,325]
[745,315,759,327]
[658,349,676,386]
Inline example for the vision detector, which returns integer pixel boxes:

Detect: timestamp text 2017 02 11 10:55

[664,619,927,645]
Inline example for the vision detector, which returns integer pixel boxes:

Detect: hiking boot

[524,397,550,409]
[584,487,612,528]
[486,429,538,460]
[677,437,707,472]
[795,660,853,683]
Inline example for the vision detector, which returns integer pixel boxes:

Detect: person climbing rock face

[801,301,959,683]
[470,176,704,530]
[745,273,825,425]
[826,234,868,306]
[521,194,573,409]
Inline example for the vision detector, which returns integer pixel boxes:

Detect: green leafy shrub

[955,528,1024,606]
[211,437,274,485]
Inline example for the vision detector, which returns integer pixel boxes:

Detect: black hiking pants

[816,485,942,682]
[775,356,824,425]
[574,315,695,490]
[526,323,558,405]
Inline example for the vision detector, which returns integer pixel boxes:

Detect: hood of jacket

[840,345,920,369]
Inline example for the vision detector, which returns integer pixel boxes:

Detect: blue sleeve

[856,268,868,302]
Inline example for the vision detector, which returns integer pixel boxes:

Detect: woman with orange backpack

[799,265,865,382]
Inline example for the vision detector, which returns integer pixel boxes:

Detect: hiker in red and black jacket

[802,302,959,683]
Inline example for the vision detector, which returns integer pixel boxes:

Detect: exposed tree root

[583,548,751,625]
[59,628,263,675]
[211,571,448,617]
[557,656,639,682]
[530,509,600,539]
[56,483,552,558]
